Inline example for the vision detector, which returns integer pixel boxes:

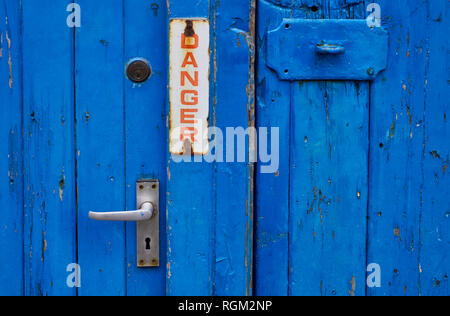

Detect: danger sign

[169,19,210,155]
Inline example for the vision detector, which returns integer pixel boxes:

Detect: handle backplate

[137,180,160,268]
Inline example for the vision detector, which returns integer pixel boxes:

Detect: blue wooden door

[1,0,448,297]
[255,0,449,296]
[0,0,254,296]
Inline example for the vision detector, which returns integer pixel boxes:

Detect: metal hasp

[88,180,160,268]
[267,19,389,80]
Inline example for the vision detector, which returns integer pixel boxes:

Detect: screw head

[367,68,375,76]
[127,59,151,83]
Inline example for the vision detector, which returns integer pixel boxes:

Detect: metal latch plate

[267,19,389,80]
[137,180,159,267]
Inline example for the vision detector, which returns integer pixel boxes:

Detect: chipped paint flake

[349,276,356,296]
[4,29,13,88]
[59,173,66,202]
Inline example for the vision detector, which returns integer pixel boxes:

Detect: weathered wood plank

[213,0,255,296]
[255,0,291,296]
[0,0,23,296]
[419,0,449,296]
[166,0,215,296]
[368,0,424,296]
[22,0,77,296]
[75,0,126,296]
[124,0,167,296]
[368,0,449,296]
[290,81,369,296]
[167,0,256,295]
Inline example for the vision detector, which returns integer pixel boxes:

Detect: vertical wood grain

[213,0,255,296]
[75,0,126,296]
[368,0,449,296]
[0,0,23,296]
[290,81,369,296]
[22,0,77,296]
[167,0,255,295]
[255,0,291,296]
[419,0,449,296]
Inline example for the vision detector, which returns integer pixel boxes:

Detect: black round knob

[126,59,151,83]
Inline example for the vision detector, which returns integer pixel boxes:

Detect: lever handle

[89,202,154,222]
[316,43,345,55]
[88,180,160,268]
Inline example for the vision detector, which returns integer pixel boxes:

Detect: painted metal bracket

[267,19,389,80]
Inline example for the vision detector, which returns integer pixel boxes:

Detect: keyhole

[145,238,151,251]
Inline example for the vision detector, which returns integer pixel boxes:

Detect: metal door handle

[88,180,160,268]
[89,202,154,222]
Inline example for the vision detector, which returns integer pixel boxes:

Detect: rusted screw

[367,68,375,76]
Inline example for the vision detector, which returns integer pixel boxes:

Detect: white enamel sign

[169,19,210,155]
